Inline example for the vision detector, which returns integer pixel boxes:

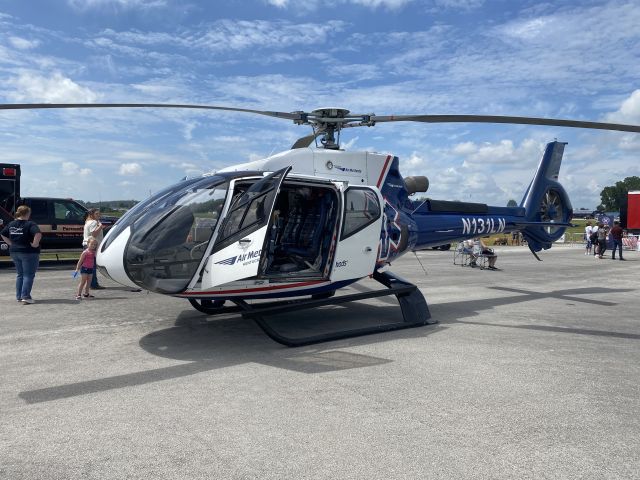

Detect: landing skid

[189,271,435,347]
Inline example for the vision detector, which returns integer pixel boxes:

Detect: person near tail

[609,221,625,261]
[591,223,600,257]
[597,224,608,259]
[584,221,593,255]
[473,237,499,270]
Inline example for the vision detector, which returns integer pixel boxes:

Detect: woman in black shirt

[0,205,42,304]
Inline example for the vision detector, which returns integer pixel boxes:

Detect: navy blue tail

[519,141,573,252]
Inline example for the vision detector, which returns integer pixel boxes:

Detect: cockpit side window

[214,168,289,251]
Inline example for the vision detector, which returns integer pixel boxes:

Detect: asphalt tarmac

[1,245,639,479]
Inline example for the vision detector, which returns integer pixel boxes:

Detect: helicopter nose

[96,226,139,288]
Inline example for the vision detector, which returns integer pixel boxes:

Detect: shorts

[80,266,94,274]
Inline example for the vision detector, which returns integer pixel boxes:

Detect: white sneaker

[21,298,35,304]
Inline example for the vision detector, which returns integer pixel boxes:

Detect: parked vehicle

[0,163,117,254]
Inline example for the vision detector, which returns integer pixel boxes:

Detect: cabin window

[341,188,381,239]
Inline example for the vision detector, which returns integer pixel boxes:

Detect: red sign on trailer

[628,191,640,230]
[0,163,21,223]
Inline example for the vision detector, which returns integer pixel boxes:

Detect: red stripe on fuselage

[376,155,392,188]
[181,280,326,296]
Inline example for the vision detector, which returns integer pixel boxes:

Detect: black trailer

[0,163,20,223]
[0,164,21,254]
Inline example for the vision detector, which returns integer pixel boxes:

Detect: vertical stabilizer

[520,141,573,252]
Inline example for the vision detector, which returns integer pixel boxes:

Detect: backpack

[590,231,599,243]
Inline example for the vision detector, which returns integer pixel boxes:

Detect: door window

[215,167,290,250]
[341,188,381,239]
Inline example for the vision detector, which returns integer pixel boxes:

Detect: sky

[0,0,639,208]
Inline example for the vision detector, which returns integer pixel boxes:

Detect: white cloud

[351,0,413,8]
[455,138,543,167]
[8,71,99,103]
[61,161,92,176]
[67,0,167,11]
[117,151,156,161]
[342,136,359,150]
[9,37,40,50]
[118,162,143,175]
[405,152,426,169]
[328,63,382,82]
[605,90,640,125]
[191,20,347,53]
[432,0,484,8]
[498,17,550,41]
[266,0,412,9]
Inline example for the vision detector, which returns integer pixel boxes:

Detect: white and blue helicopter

[3,104,640,346]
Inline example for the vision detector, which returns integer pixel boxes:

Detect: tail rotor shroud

[540,189,565,235]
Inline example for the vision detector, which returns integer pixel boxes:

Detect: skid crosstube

[189,270,434,347]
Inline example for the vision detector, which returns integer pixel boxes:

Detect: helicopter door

[331,186,383,282]
[201,167,291,288]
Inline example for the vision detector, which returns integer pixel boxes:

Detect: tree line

[78,200,139,210]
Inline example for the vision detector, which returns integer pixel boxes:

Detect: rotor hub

[310,107,351,118]
[294,107,375,149]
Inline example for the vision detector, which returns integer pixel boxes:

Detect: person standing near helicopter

[83,208,105,289]
[1,205,42,303]
[596,223,609,259]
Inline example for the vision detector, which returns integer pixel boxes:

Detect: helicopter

[2,103,640,346]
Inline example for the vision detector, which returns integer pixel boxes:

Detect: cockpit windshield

[122,176,229,293]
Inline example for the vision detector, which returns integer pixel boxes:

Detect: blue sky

[0,0,638,208]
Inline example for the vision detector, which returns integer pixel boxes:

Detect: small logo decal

[335,165,362,173]
[214,249,262,267]
[215,256,237,266]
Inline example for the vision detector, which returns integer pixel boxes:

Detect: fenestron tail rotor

[1,103,639,150]
[539,189,565,235]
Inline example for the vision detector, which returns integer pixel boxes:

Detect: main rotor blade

[370,114,640,134]
[0,103,302,121]
[4,104,638,134]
